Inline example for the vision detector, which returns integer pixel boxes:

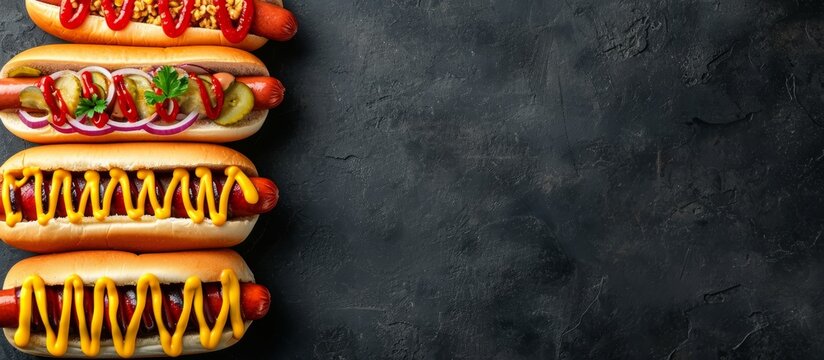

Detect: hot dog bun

[25,0,287,51]
[0,44,273,143]
[0,143,263,253]
[0,142,258,175]
[3,250,256,358]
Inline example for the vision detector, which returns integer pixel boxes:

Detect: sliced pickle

[7,66,42,78]
[180,75,218,115]
[125,75,156,119]
[91,72,108,97]
[55,75,81,115]
[214,82,254,126]
[179,78,203,114]
[19,86,48,111]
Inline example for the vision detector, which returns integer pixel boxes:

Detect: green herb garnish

[145,66,189,105]
[75,94,107,118]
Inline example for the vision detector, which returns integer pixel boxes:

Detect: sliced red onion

[48,70,78,81]
[50,121,75,134]
[143,111,198,135]
[109,68,160,126]
[108,113,158,131]
[77,66,115,106]
[68,116,115,136]
[17,110,50,129]
[111,68,152,80]
[178,64,212,75]
[37,71,82,133]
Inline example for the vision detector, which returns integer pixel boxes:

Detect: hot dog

[0,143,279,253]
[27,0,297,51]
[0,44,285,144]
[1,250,270,358]
[0,77,282,112]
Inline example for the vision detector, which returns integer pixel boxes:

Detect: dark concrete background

[1,0,824,358]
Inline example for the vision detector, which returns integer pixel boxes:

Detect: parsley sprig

[145,66,189,105]
[75,94,107,118]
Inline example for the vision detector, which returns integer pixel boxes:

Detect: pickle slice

[91,72,108,97]
[19,86,48,111]
[7,66,42,78]
[55,75,81,115]
[214,82,254,126]
[125,75,156,119]
[180,75,218,115]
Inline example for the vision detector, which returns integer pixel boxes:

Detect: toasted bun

[0,111,267,144]
[0,215,258,253]
[4,327,249,358]
[3,249,255,287]
[0,143,261,253]
[3,250,254,357]
[24,0,287,51]
[0,44,271,144]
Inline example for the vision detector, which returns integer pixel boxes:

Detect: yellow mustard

[1,166,259,227]
[14,269,245,357]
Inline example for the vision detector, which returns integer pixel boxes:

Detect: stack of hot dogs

[0,0,297,357]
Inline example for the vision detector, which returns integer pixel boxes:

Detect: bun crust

[0,110,266,144]
[4,327,249,358]
[0,142,258,176]
[0,143,261,253]
[3,249,255,287]
[26,0,270,51]
[0,215,258,254]
[2,250,254,357]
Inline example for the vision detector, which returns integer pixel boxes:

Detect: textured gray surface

[1,0,824,359]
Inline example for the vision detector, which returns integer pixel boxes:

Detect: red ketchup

[190,74,224,119]
[36,77,71,126]
[112,75,140,123]
[214,0,255,43]
[158,0,195,38]
[101,0,136,30]
[154,87,180,123]
[57,0,254,42]
[79,71,109,128]
[59,0,91,29]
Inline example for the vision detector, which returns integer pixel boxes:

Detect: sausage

[0,173,278,221]
[0,282,270,329]
[38,0,297,42]
[0,76,282,111]
[252,0,298,42]
[237,76,285,109]
[0,78,36,109]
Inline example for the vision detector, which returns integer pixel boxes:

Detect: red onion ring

[50,121,75,134]
[178,64,213,75]
[77,66,115,106]
[143,111,199,135]
[17,110,49,129]
[68,116,116,136]
[108,113,158,131]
